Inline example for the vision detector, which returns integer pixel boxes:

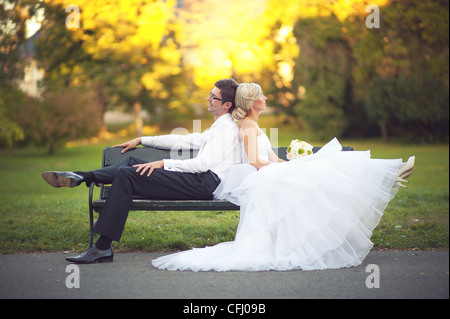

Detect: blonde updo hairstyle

[232,83,262,121]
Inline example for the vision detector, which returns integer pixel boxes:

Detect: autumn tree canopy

[1,0,448,151]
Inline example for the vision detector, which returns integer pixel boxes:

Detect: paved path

[0,250,448,300]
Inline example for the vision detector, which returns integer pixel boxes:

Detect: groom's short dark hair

[215,78,239,113]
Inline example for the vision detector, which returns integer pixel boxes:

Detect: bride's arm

[240,120,270,170]
[269,149,286,163]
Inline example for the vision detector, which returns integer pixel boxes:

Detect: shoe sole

[65,255,114,264]
[42,172,77,188]
[398,156,415,180]
[399,167,414,180]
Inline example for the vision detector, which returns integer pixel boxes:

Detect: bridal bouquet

[286,139,313,160]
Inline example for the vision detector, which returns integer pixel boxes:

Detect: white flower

[286,139,313,160]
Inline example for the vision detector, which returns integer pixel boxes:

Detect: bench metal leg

[88,183,95,248]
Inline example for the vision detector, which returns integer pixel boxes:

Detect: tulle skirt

[152,138,402,271]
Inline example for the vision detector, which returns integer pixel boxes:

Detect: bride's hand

[252,160,271,170]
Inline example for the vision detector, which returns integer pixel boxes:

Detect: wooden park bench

[88,145,354,247]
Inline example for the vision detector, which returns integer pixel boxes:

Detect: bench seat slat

[92,199,239,211]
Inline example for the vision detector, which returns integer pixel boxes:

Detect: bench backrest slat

[99,145,353,199]
[103,147,289,167]
[102,146,354,167]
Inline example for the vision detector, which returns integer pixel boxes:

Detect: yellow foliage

[46,0,394,95]
[142,125,159,136]
[47,0,180,98]
[141,73,164,92]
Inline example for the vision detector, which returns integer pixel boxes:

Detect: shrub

[16,88,102,154]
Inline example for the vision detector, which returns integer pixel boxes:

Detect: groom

[42,78,241,264]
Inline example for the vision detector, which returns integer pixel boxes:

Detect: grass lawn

[0,123,448,254]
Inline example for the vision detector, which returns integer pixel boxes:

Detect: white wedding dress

[152,135,402,271]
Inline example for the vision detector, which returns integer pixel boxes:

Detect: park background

[0,0,448,254]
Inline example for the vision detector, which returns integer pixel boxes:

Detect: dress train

[152,137,402,271]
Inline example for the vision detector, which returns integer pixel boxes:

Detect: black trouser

[91,157,220,242]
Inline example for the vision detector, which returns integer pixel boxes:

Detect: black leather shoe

[42,171,84,188]
[66,245,114,264]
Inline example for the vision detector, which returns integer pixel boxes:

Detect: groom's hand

[133,160,164,177]
[113,137,142,154]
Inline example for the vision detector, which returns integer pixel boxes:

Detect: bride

[152,83,415,272]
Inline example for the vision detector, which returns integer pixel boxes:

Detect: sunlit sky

[25,7,45,38]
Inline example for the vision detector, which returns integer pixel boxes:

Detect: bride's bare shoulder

[240,118,259,131]
[239,118,259,140]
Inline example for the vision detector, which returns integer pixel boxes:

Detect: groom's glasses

[209,92,226,102]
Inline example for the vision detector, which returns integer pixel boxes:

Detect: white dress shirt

[141,113,242,181]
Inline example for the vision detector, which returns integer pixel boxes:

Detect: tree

[0,92,24,147]
[7,0,448,145]
[39,0,184,133]
[15,88,102,154]
[366,74,449,142]
[347,0,449,141]
[290,15,352,139]
[0,0,42,147]
[0,0,41,85]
